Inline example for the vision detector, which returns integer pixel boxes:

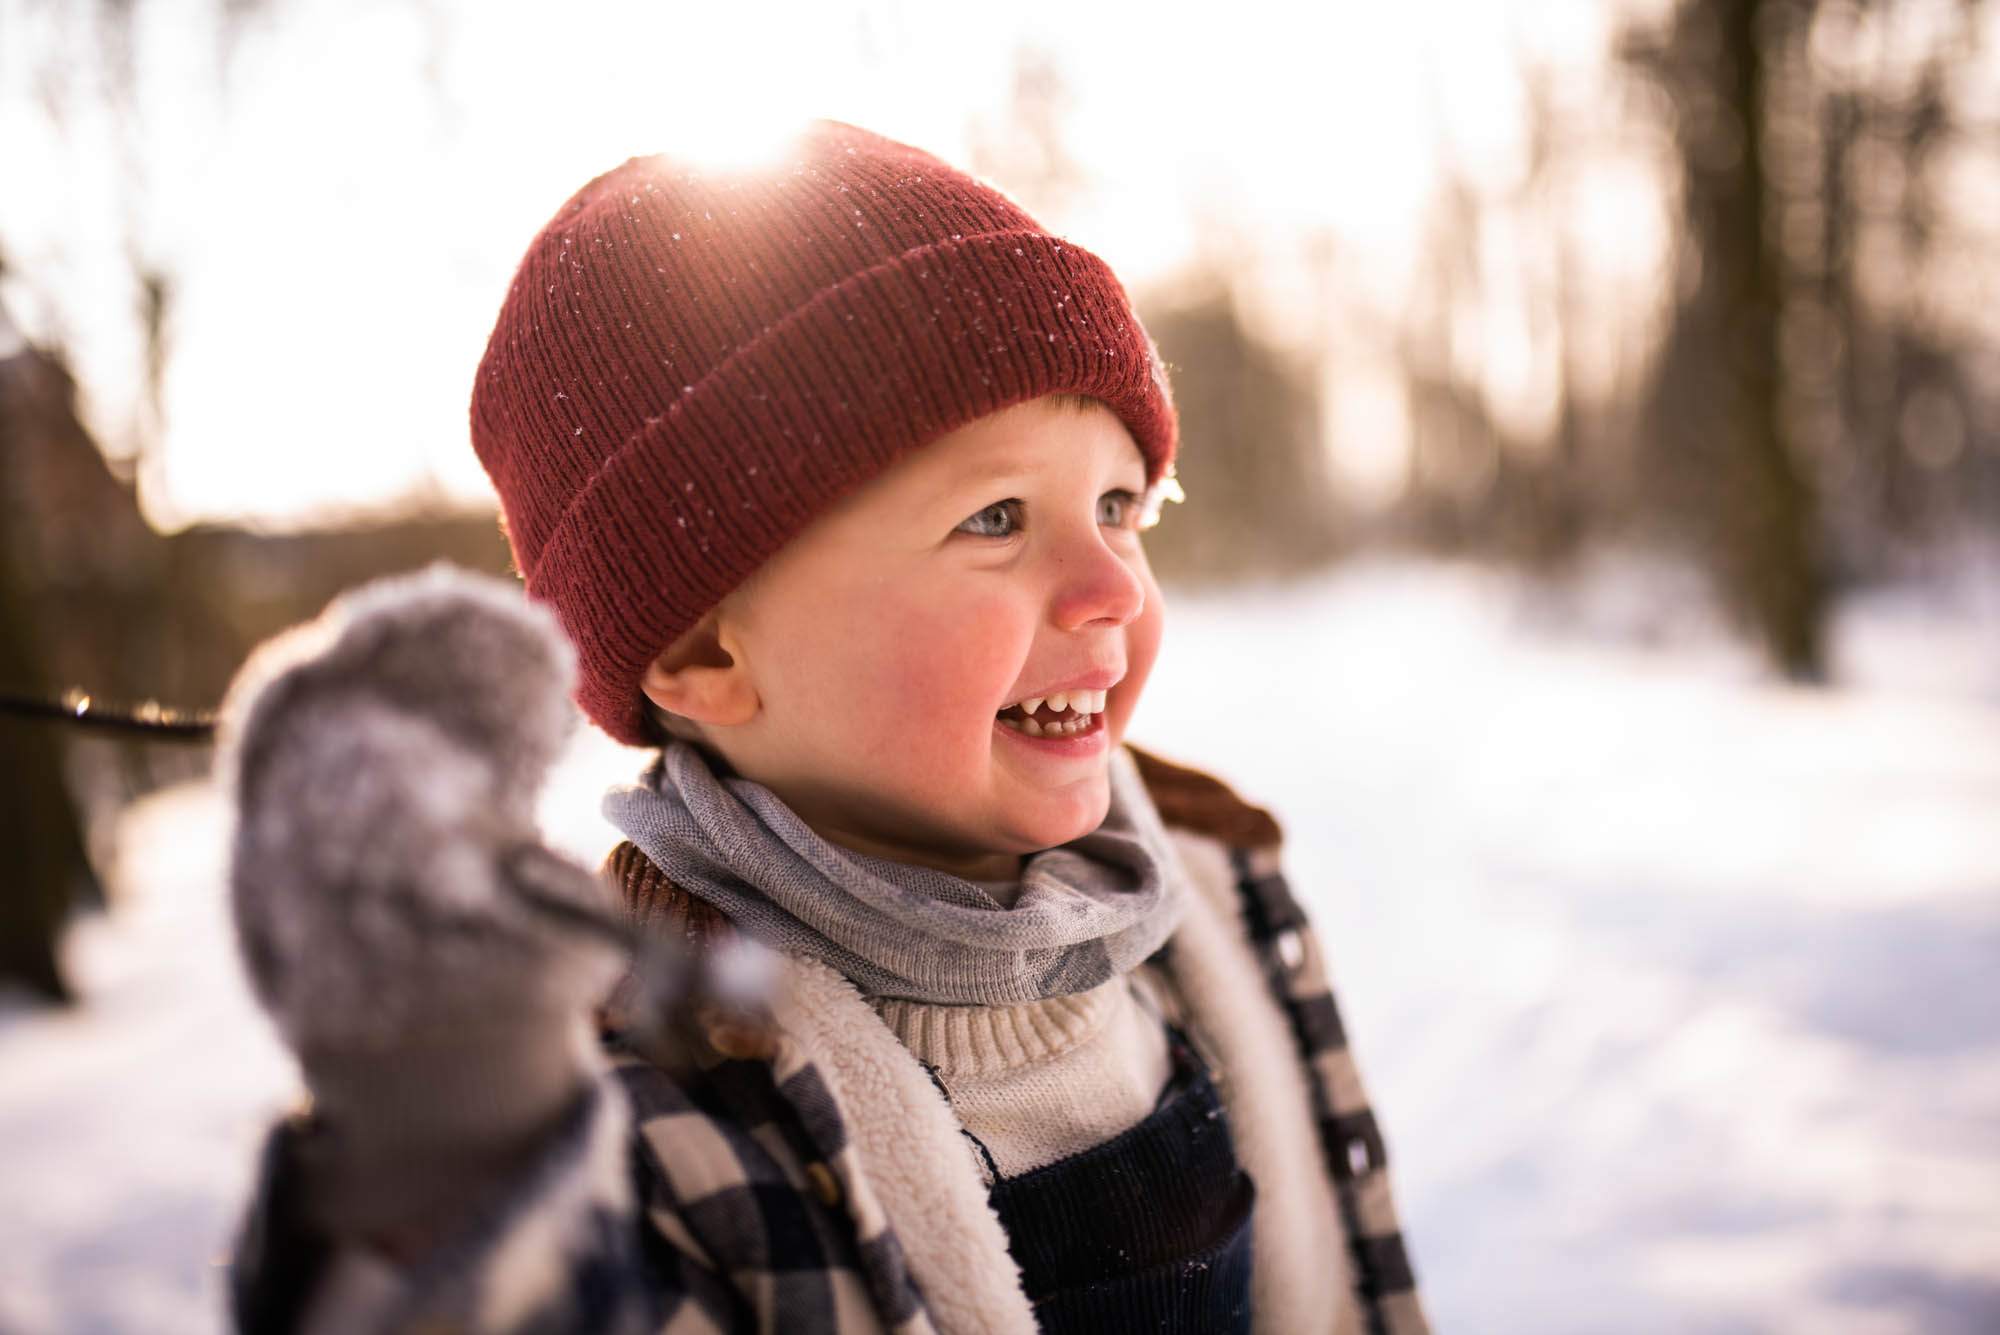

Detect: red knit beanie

[470,121,1178,745]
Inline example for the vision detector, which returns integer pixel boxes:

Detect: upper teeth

[1012,688,1108,715]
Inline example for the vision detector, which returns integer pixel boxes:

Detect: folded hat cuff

[531,229,1175,746]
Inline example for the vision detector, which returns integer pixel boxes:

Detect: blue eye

[957,500,1022,538]
[1098,490,1140,527]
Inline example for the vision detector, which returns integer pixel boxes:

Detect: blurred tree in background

[1,287,512,998]
[1143,278,1343,583]
[0,1,509,998]
[0,341,98,1001]
[1380,0,1999,674]
[1628,0,1832,679]
[1621,0,1999,677]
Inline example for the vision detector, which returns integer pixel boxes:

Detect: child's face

[697,397,1164,880]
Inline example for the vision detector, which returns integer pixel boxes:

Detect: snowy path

[3,560,1996,1333]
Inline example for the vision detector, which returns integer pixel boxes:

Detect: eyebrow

[948,456,1043,489]
[942,455,1148,492]
[912,453,1147,514]
[913,461,1039,514]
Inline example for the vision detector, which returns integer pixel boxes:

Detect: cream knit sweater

[870,975,1174,1180]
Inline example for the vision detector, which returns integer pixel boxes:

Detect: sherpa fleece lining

[1164,830,1355,1335]
[766,825,1355,1335]
[773,958,1039,1335]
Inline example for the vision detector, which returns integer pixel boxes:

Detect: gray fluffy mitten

[217,564,627,1242]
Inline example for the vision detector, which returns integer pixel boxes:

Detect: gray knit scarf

[602,742,1184,1005]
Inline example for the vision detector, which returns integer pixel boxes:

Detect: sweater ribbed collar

[871,978,1129,1078]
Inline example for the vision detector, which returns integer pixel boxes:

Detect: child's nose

[1050,537,1147,631]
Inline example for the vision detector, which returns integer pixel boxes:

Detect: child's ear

[639,611,759,727]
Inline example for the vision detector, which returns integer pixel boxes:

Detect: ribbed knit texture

[986,1046,1255,1334]
[872,976,1172,1178]
[470,122,1178,743]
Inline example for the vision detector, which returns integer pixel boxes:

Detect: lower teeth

[1003,713,1092,738]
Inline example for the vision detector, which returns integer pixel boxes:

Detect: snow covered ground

[3,557,1997,1334]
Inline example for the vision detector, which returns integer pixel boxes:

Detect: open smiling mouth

[996,688,1109,738]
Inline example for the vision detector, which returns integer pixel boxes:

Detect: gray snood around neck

[602,743,1184,1005]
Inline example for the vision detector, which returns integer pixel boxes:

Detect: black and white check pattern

[614,1046,930,1334]
[1230,845,1427,1335]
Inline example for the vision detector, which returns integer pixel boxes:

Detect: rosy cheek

[879,595,1024,730]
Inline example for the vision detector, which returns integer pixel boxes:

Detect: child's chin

[1015,787,1112,850]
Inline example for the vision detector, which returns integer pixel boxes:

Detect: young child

[223,122,1426,1334]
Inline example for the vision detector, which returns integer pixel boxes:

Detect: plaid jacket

[233,749,1426,1335]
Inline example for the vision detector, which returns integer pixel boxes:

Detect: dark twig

[0,689,218,741]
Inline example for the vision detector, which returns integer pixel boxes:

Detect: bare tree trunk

[1721,0,1826,679]
[0,521,88,1002]
[0,328,136,1002]
[1633,0,1828,677]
